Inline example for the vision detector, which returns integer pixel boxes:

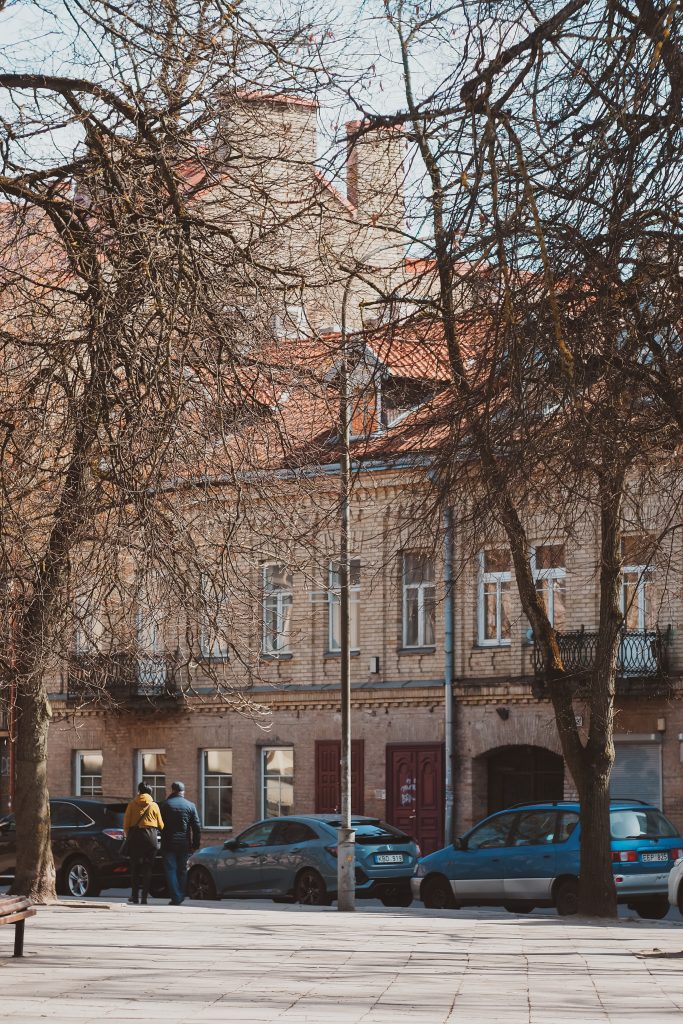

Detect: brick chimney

[222,92,318,170]
[346,121,405,228]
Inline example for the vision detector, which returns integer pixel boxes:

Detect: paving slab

[1,900,683,1022]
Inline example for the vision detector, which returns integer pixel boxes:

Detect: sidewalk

[1,899,683,1023]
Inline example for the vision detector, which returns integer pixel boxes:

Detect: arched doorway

[486,745,564,814]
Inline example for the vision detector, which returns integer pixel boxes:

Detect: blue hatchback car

[187,814,419,906]
[412,800,683,918]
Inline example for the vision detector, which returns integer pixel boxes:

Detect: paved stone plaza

[1,900,683,1023]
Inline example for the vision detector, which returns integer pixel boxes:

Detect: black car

[0,795,166,898]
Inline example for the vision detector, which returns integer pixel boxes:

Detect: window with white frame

[73,591,104,655]
[261,747,294,817]
[75,750,103,796]
[262,563,293,655]
[532,544,566,629]
[136,577,170,693]
[200,575,229,660]
[136,604,163,655]
[328,559,360,652]
[478,548,512,645]
[201,749,233,829]
[621,535,655,631]
[136,750,166,803]
[402,553,436,648]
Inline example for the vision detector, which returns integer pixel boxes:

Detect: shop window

[261,747,294,817]
[75,750,103,796]
[136,749,166,803]
[201,749,233,828]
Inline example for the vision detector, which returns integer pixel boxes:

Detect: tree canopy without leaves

[343,0,683,917]
[0,0,355,900]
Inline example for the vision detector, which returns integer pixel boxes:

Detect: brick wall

[48,691,444,841]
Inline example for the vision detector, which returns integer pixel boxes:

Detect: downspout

[443,506,455,843]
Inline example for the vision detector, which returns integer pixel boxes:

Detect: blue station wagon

[412,800,683,918]
[187,814,419,906]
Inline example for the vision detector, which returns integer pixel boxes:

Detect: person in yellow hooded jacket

[123,783,164,904]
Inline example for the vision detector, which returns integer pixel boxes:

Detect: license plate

[375,853,404,864]
[641,852,670,862]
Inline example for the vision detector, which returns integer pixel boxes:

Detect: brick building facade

[39,454,683,852]
[3,95,682,857]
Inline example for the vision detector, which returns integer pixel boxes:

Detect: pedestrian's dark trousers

[130,850,154,901]
[163,846,190,904]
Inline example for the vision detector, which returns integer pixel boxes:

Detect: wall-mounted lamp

[496,706,510,721]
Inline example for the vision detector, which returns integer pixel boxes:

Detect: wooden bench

[0,896,36,957]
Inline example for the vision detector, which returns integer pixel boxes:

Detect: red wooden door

[386,744,444,855]
[314,740,364,814]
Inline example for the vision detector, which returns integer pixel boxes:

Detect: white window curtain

[402,553,436,648]
[262,563,293,655]
[328,559,361,652]
[478,548,512,645]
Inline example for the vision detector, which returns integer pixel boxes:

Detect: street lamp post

[336,289,355,912]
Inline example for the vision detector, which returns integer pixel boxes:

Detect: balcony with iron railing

[67,651,182,707]
[532,626,673,697]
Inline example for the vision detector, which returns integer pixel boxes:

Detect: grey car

[187,814,419,906]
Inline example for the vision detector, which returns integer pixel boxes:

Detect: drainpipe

[443,506,455,843]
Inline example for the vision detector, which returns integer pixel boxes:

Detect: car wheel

[631,896,669,920]
[504,902,535,914]
[554,878,578,916]
[187,866,218,901]
[294,868,331,906]
[380,893,413,908]
[422,875,456,909]
[63,857,101,898]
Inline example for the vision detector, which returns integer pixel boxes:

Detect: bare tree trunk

[575,766,615,917]
[552,472,622,917]
[11,680,56,901]
[574,473,622,916]
[9,408,98,900]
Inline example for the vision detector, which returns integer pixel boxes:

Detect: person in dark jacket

[159,781,201,905]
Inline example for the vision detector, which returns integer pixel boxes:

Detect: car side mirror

[453,836,467,851]
[223,839,238,851]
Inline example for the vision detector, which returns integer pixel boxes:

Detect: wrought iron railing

[67,652,180,704]
[532,627,671,685]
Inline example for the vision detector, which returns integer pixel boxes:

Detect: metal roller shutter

[610,742,662,809]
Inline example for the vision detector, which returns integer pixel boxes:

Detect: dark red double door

[386,744,444,855]
[314,740,364,814]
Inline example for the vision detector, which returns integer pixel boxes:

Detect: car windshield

[326,820,411,845]
[610,808,679,839]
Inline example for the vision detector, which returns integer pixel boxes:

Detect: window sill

[260,652,294,661]
[198,655,230,664]
[201,826,233,832]
[397,646,436,656]
[323,650,360,659]
[474,642,512,649]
